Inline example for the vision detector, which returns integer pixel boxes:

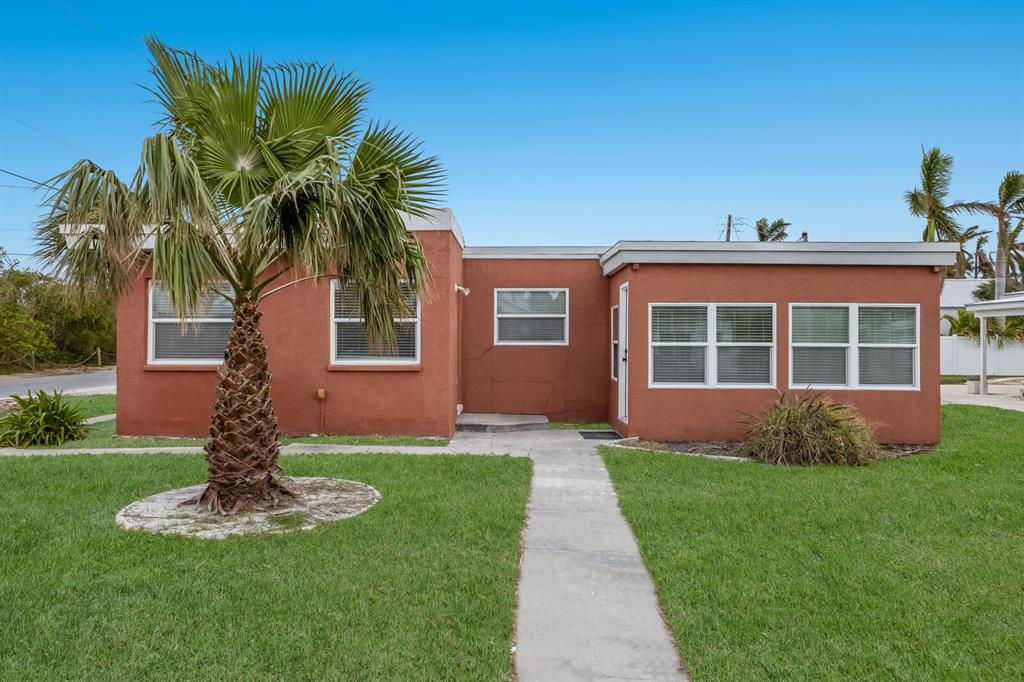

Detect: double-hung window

[331,279,420,364]
[790,304,918,389]
[494,289,568,345]
[649,303,775,387]
[148,282,232,364]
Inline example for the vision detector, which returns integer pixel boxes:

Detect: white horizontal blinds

[495,289,568,344]
[716,306,773,384]
[651,306,707,384]
[791,306,849,386]
[611,306,620,379]
[333,280,418,362]
[858,306,916,386]
[150,283,232,362]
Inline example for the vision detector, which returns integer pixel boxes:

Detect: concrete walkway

[941,383,1024,412]
[0,429,686,681]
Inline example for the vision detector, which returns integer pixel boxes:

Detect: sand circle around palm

[115,477,380,539]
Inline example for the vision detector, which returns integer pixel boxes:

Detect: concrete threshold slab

[456,412,550,432]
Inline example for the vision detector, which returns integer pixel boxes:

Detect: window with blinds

[332,280,419,363]
[149,282,232,363]
[649,304,774,387]
[495,289,568,344]
[790,304,917,388]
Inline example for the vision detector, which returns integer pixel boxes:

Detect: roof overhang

[966,293,1024,317]
[600,241,959,275]
[464,245,607,259]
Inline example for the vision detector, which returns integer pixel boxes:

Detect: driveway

[0,368,116,399]
[941,383,1024,412]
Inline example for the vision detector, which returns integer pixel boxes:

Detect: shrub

[741,393,879,466]
[0,390,88,447]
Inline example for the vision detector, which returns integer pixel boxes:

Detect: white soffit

[966,292,1024,317]
[600,241,960,275]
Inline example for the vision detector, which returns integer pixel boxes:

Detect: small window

[650,304,775,387]
[791,306,850,386]
[149,282,232,364]
[494,289,568,345]
[332,280,419,363]
[790,304,917,389]
[611,305,619,380]
[858,306,916,386]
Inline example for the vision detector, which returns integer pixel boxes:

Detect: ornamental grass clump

[741,393,879,466]
[0,390,87,447]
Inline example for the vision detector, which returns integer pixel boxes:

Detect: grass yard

[0,452,531,680]
[26,419,448,450]
[603,405,1024,680]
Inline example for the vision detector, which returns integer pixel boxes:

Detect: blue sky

[1,1,1022,265]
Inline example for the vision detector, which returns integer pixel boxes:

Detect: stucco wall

[609,263,943,443]
[460,258,610,422]
[116,230,463,438]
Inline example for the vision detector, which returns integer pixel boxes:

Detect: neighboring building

[116,210,957,443]
[940,278,988,334]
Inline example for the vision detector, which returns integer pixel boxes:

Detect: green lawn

[603,405,1024,680]
[0,452,531,680]
[63,393,117,418]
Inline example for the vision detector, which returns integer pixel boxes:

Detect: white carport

[965,292,1024,394]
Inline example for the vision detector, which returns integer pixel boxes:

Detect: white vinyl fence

[940,336,1024,376]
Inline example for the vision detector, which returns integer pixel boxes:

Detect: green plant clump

[740,393,879,466]
[0,390,88,447]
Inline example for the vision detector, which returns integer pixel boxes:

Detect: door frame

[617,282,629,423]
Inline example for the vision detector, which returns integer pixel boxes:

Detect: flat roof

[599,240,959,275]
[966,292,1024,317]
[464,245,608,259]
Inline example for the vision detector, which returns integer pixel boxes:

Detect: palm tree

[960,172,1024,299]
[755,217,790,242]
[35,38,444,513]
[904,147,972,242]
[952,225,988,278]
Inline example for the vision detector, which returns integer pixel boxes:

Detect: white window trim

[493,287,570,346]
[611,304,619,381]
[147,280,228,365]
[788,303,920,391]
[330,279,421,365]
[648,302,777,389]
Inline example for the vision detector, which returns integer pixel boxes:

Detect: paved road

[0,368,116,399]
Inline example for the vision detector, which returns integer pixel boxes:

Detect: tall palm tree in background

[905,147,972,243]
[953,225,988,278]
[755,217,790,242]
[962,172,1024,300]
[36,38,444,513]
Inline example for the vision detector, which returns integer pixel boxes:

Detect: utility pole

[725,214,732,241]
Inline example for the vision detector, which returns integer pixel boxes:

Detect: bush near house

[740,393,879,466]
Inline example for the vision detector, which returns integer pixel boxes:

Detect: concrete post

[979,317,988,395]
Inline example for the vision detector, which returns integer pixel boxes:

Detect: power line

[0,168,57,190]
[0,110,91,154]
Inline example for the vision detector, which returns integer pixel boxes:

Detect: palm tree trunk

[196,299,291,514]
[996,217,1008,300]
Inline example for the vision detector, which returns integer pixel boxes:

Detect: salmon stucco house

[116,209,958,443]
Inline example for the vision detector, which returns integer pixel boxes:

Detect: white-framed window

[789,304,919,390]
[148,281,232,364]
[611,305,619,380]
[494,288,569,345]
[649,303,775,388]
[331,279,420,364]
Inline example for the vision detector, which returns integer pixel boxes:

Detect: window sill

[327,364,422,372]
[144,364,221,372]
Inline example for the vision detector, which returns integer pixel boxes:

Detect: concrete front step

[456,412,550,432]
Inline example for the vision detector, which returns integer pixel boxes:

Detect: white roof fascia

[400,208,465,248]
[600,241,959,275]
[463,245,607,259]
[966,293,1024,317]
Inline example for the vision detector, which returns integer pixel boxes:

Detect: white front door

[617,283,629,423]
